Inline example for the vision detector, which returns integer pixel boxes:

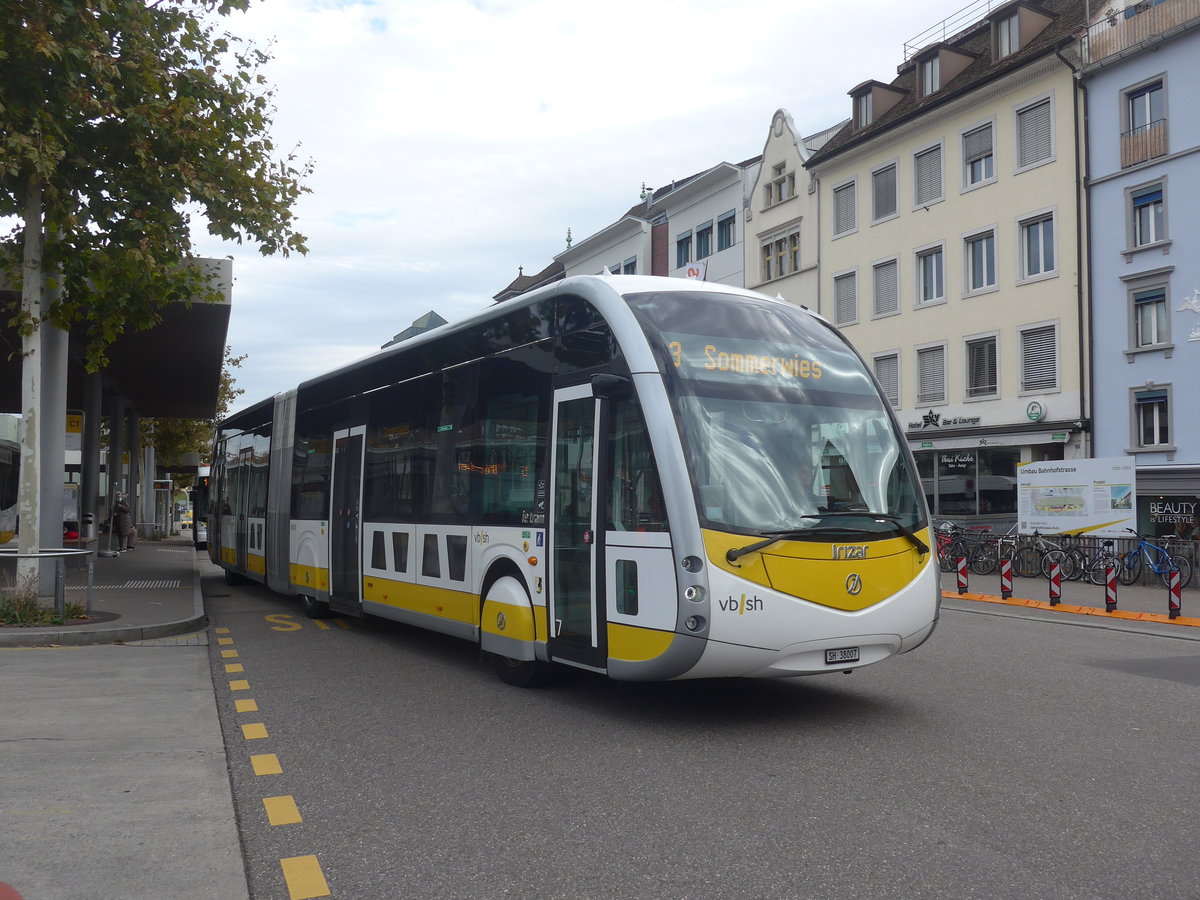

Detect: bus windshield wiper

[725,513,928,564]
[807,510,929,556]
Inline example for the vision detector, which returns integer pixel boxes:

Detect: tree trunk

[16,178,43,598]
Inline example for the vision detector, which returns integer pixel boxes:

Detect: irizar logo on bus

[718,594,764,614]
[833,545,868,559]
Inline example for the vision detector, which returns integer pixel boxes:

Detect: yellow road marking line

[251,753,283,776]
[264,795,303,826]
[225,663,245,674]
[235,699,259,713]
[335,619,351,630]
[313,619,331,631]
[280,854,330,899]
[229,679,250,691]
[215,627,231,634]
[217,637,234,646]
[242,722,269,740]
[221,649,239,659]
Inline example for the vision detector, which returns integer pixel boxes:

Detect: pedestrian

[112,493,135,552]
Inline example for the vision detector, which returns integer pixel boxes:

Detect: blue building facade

[1082,0,1200,537]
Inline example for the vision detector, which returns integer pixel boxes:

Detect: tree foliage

[0,0,310,368]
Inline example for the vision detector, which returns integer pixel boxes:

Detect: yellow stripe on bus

[363,576,477,625]
[290,563,329,592]
[246,552,266,575]
[607,622,674,662]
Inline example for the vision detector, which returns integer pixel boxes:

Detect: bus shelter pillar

[36,315,69,597]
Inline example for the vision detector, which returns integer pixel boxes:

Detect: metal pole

[957,556,968,594]
[1000,557,1013,600]
[1049,563,1062,606]
[54,556,65,616]
[1169,569,1181,620]
[1105,566,1117,612]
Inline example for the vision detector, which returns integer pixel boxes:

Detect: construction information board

[1017,457,1136,537]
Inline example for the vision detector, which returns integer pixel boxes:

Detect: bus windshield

[625,291,924,539]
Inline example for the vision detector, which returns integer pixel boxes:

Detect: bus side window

[607,397,667,533]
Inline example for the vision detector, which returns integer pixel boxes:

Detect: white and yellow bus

[209,275,940,685]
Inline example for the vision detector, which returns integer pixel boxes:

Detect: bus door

[234,445,253,572]
[548,384,606,670]
[329,426,365,615]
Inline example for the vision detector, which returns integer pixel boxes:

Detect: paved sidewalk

[0,539,248,900]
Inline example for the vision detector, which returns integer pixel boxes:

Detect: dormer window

[997,12,1020,57]
[855,92,873,128]
[921,56,940,96]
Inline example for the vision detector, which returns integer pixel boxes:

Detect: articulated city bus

[208,275,940,685]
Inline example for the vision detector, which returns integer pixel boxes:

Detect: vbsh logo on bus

[718,594,765,614]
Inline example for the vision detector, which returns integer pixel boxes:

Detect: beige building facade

[805,0,1090,524]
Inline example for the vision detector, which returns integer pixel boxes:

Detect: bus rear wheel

[299,593,330,619]
[489,652,550,687]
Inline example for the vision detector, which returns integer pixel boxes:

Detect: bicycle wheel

[1065,547,1088,582]
[1014,545,1042,578]
[1040,549,1076,581]
[938,540,957,573]
[1116,550,1141,586]
[1086,553,1119,586]
[1160,555,1193,589]
[970,541,998,576]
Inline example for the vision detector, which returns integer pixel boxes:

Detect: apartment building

[804,0,1089,525]
[1079,0,1200,535]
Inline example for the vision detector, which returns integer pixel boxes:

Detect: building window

[833,181,856,235]
[965,230,996,292]
[760,227,800,282]
[963,123,994,187]
[1020,324,1057,392]
[676,232,692,268]
[1135,389,1170,447]
[1122,80,1167,166]
[914,145,942,206]
[872,164,897,221]
[717,211,735,252]
[1128,80,1164,133]
[855,92,873,128]
[917,345,946,405]
[1131,185,1164,246]
[874,354,899,407]
[764,163,795,207]
[966,336,998,398]
[695,222,713,260]
[1133,289,1168,348]
[921,56,940,96]
[1017,98,1053,169]
[872,259,899,317]
[623,257,636,275]
[1020,213,1055,279]
[834,271,857,326]
[996,12,1019,58]
[917,246,944,304]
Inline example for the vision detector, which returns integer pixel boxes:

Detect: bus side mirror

[592,374,632,400]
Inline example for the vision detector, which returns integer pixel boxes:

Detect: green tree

[0,0,309,581]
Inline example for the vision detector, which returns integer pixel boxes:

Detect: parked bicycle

[1013,530,1077,580]
[1116,530,1193,588]
[935,523,997,576]
[1078,538,1123,586]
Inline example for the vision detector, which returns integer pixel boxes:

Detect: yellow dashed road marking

[313,619,331,631]
[229,679,250,691]
[264,795,303,826]
[281,854,330,899]
[217,637,235,646]
[235,699,259,713]
[335,619,351,630]
[251,753,283,775]
[242,722,269,740]
[221,649,239,659]
[215,627,231,634]
[225,663,245,674]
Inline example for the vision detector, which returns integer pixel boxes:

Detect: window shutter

[834,273,857,325]
[873,260,898,316]
[873,166,897,220]
[1021,326,1056,391]
[967,339,997,396]
[963,124,992,162]
[917,346,945,404]
[874,355,899,407]
[834,184,856,234]
[1018,101,1052,167]
[915,147,942,205]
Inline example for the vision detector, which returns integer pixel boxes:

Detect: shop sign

[908,410,983,430]
[1149,497,1196,527]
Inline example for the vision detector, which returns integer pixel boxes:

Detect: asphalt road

[203,570,1200,900]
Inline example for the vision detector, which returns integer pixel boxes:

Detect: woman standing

[112,493,135,552]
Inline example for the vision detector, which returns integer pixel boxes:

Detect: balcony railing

[1082,0,1200,65]
[1121,119,1168,167]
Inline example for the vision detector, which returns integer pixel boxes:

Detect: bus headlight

[683,585,705,602]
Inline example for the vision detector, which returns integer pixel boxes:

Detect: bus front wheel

[299,593,331,619]
[489,652,550,687]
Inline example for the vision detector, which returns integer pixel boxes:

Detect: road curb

[0,545,208,648]
[943,589,1200,627]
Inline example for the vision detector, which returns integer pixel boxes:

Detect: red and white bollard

[1168,569,1181,620]
[999,557,1013,600]
[1048,562,1062,606]
[957,557,968,595]
[1105,567,1118,613]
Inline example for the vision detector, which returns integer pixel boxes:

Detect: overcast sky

[193,0,967,411]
